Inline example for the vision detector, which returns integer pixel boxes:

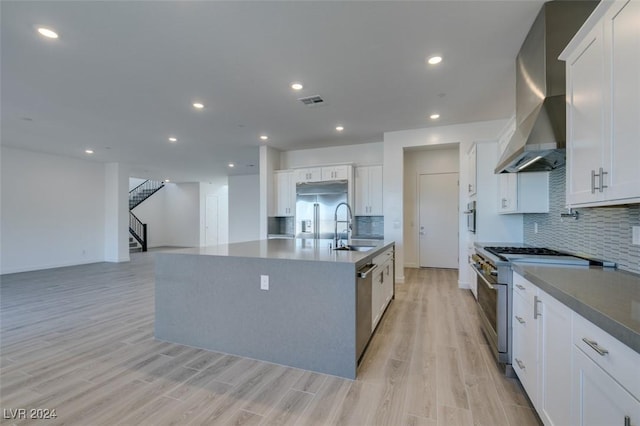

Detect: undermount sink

[333,245,376,252]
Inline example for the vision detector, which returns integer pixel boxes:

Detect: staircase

[129,180,165,252]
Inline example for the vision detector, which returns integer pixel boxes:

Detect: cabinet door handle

[599,168,608,192]
[515,358,525,370]
[591,169,597,193]
[534,295,541,319]
[468,184,472,192]
[624,415,630,426]
[515,284,525,291]
[515,315,525,324]
[501,198,507,208]
[582,337,609,356]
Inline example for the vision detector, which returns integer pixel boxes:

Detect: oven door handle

[471,264,496,290]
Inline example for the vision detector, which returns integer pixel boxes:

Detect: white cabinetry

[497,172,549,214]
[372,247,394,331]
[274,171,295,217]
[296,168,322,183]
[467,144,477,196]
[355,165,383,216]
[322,165,350,181]
[572,312,640,426]
[512,272,573,425]
[512,274,539,400]
[562,0,640,207]
[296,165,352,183]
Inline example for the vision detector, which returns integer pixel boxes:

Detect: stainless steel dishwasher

[356,263,376,362]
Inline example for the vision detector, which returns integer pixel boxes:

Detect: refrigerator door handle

[314,203,319,239]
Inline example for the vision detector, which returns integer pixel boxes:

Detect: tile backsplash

[524,165,640,274]
[353,216,384,240]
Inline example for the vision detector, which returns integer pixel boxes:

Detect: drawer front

[512,292,537,394]
[513,271,537,307]
[572,312,640,399]
[373,247,393,266]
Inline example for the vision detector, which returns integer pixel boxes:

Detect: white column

[104,162,130,262]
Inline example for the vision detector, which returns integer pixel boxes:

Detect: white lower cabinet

[572,348,640,426]
[372,247,394,332]
[511,272,640,426]
[538,290,572,426]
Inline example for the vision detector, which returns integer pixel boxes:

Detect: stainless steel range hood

[495,1,597,173]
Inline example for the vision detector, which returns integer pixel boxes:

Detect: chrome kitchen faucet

[333,202,353,248]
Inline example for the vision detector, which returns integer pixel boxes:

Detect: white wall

[132,182,203,248]
[280,142,383,169]
[383,119,510,284]
[1,147,107,274]
[229,174,260,243]
[129,177,146,191]
[403,146,460,268]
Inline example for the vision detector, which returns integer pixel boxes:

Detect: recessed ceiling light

[228,163,235,168]
[336,126,344,132]
[192,102,204,109]
[37,27,58,39]
[260,135,269,141]
[430,114,440,120]
[291,82,303,91]
[427,56,442,65]
[168,137,177,142]
[164,179,170,183]
[85,149,94,154]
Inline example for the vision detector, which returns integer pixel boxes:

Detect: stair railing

[129,211,147,252]
[129,180,165,210]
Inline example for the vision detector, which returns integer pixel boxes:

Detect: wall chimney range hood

[495,1,597,174]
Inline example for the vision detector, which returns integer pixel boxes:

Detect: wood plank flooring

[0,252,540,425]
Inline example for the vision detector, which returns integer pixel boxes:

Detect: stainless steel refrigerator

[296,181,349,239]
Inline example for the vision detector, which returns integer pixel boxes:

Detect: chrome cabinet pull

[515,316,525,324]
[501,198,507,208]
[534,295,542,319]
[591,169,598,193]
[599,167,608,192]
[582,337,609,356]
[515,358,525,370]
[515,284,526,291]
[624,415,630,426]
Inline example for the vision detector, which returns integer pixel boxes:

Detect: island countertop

[511,263,640,354]
[164,238,395,265]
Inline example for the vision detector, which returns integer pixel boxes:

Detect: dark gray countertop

[512,263,640,354]
[163,238,395,265]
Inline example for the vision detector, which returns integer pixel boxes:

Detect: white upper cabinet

[498,172,549,214]
[321,165,350,181]
[562,0,640,207]
[355,165,383,216]
[295,167,322,183]
[296,165,351,183]
[467,144,477,197]
[274,170,295,217]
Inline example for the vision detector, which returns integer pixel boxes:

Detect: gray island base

[155,239,395,379]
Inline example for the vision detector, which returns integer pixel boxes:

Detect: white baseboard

[1,258,104,275]
[404,262,418,268]
[458,280,470,289]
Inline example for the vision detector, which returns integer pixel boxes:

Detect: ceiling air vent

[298,95,325,106]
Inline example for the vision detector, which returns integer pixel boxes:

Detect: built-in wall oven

[464,201,476,233]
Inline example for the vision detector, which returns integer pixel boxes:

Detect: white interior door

[205,195,219,246]
[418,173,459,268]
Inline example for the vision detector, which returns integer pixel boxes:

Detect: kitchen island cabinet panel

[155,239,395,379]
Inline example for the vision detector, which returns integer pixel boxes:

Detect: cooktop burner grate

[483,246,565,256]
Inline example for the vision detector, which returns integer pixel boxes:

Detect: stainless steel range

[471,244,614,374]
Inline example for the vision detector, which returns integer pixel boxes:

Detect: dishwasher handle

[358,264,377,278]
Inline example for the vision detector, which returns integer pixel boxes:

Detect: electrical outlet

[260,275,269,290]
[632,226,640,246]
[534,222,538,234]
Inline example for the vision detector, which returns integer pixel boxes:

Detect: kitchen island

[155,238,394,379]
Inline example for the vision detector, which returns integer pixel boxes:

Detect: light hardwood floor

[0,252,540,426]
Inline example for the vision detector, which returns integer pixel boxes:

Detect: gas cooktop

[483,246,566,257]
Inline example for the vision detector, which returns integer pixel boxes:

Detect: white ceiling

[1,1,545,182]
